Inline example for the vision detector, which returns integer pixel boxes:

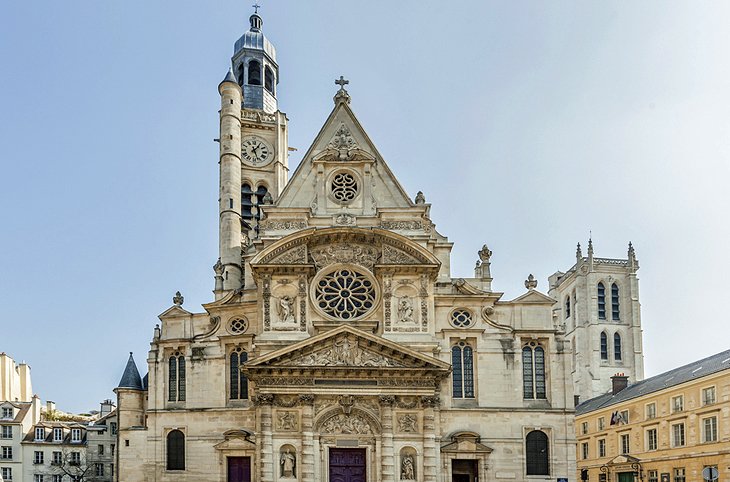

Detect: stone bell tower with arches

[549,239,645,403]
[217,7,289,294]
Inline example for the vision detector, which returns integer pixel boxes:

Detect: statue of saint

[280,449,296,477]
[277,295,296,323]
[401,454,415,480]
[397,296,414,323]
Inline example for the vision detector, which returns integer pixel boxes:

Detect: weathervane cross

[335,76,349,91]
[252,2,261,14]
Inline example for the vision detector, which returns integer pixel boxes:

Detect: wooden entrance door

[618,472,636,482]
[329,448,367,482]
[452,459,478,482]
[227,456,251,482]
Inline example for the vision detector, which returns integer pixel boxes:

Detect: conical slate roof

[221,68,237,85]
[117,352,144,390]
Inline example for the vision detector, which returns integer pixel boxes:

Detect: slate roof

[0,401,31,423]
[117,352,144,390]
[577,348,730,415]
[221,68,237,85]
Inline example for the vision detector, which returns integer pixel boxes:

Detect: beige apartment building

[576,349,730,482]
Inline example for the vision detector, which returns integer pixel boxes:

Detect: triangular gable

[158,305,192,319]
[508,289,556,305]
[276,98,414,211]
[607,454,641,465]
[246,325,450,371]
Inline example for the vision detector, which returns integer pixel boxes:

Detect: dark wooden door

[329,448,366,482]
[227,456,251,482]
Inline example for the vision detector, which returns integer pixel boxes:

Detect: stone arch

[314,406,382,436]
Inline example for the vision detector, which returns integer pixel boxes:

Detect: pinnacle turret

[117,352,144,390]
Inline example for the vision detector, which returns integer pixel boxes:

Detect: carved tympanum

[320,413,373,435]
[289,337,404,368]
[310,244,379,270]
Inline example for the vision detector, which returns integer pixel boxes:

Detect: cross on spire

[335,76,349,91]
[252,2,261,14]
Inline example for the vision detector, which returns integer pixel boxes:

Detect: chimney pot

[611,374,629,395]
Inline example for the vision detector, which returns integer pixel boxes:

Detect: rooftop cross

[335,76,349,91]
[252,2,261,14]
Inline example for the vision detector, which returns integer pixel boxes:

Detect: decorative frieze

[320,413,374,435]
[381,220,423,231]
[260,219,308,231]
[310,243,379,270]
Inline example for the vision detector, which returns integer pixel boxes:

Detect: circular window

[228,318,248,334]
[331,172,358,203]
[313,266,377,321]
[450,309,473,328]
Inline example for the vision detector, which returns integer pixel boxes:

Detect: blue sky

[1,1,729,413]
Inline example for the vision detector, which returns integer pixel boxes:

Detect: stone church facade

[115,10,643,482]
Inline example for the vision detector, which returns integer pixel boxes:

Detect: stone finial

[262,191,273,205]
[576,242,583,262]
[587,237,594,258]
[525,274,538,290]
[173,291,184,306]
[478,245,492,263]
[414,191,426,204]
[213,258,224,275]
[334,75,351,104]
[153,324,161,341]
[628,242,638,269]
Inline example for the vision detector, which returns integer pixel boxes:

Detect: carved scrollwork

[382,245,420,265]
[381,220,423,231]
[260,219,308,231]
[270,245,308,264]
[320,413,374,435]
[310,244,379,270]
[289,337,404,368]
[253,394,275,406]
[420,395,440,408]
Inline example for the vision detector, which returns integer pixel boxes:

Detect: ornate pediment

[288,336,405,368]
[269,245,308,264]
[382,244,420,265]
[245,326,450,373]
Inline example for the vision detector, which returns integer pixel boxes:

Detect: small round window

[228,318,248,334]
[331,171,358,203]
[450,309,473,328]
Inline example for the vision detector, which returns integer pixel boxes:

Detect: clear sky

[1,1,729,413]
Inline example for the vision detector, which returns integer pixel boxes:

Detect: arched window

[614,333,622,361]
[611,283,620,320]
[525,430,549,475]
[241,183,254,225]
[600,332,608,360]
[253,185,269,235]
[522,343,546,399]
[247,60,261,85]
[236,63,245,87]
[564,297,571,318]
[166,430,185,470]
[264,66,274,94]
[229,348,249,400]
[168,353,185,402]
[597,282,606,320]
[451,341,474,399]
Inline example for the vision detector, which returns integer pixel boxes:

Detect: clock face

[241,137,273,166]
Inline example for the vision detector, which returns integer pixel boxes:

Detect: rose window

[314,268,376,320]
[331,172,358,203]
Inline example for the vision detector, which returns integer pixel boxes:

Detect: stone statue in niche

[280,449,296,478]
[401,454,415,480]
[397,296,414,323]
[277,296,296,324]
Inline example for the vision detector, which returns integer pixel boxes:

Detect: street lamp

[631,462,644,481]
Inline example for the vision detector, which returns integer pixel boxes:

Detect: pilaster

[299,394,315,482]
[379,395,396,482]
[421,396,439,482]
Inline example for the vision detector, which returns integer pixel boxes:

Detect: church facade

[115,11,643,482]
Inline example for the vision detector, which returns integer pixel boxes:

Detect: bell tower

[216,7,289,295]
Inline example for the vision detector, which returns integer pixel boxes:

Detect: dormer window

[53,428,63,442]
[71,428,82,443]
[1,407,12,419]
[34,427,46,441]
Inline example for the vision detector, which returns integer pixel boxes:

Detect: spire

[628,241,638,270]
[576,242,583,263]
[221,67,237,85]
[117,352,144,390]
[587,237,594,258]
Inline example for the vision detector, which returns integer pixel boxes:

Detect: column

[421,396,439,482]
[256,394,275,482]
[299,395,315,482]
[379,395,396,482]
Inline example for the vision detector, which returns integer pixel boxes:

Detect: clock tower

[217,8,289,294]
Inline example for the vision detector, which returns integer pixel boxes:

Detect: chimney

[100,399,115,416]
[611,373,629,395]
[31,395,41,423]
[46,401,56,414]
